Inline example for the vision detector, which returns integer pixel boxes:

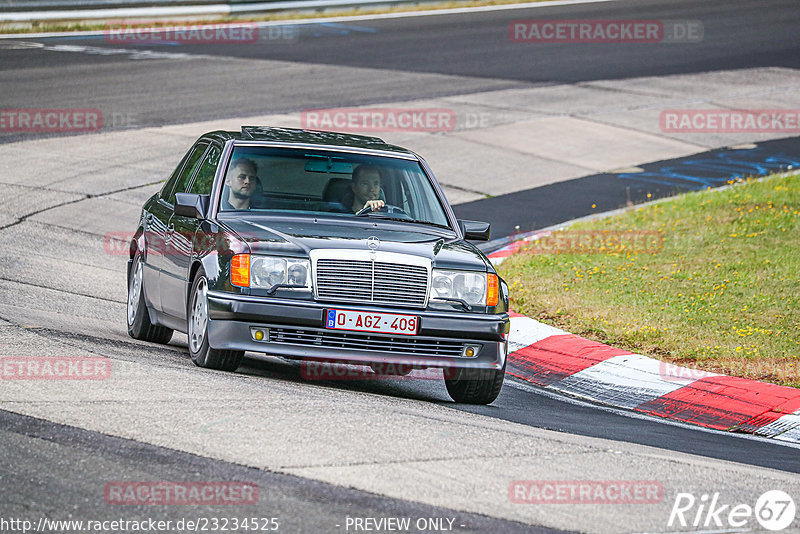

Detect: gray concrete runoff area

[1,61,799,533]
[1,65,799,213]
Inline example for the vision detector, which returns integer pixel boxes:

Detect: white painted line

[552,353,713,409]
[0,5,228,23]
[508,315,565,352]
[236,0,620,18]
[44,42,192,59]
[756,413,800,441]
[250,0,621,24]
[774,424,800,444]
[0,0,621,38]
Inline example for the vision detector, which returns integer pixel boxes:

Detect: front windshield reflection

[218,146,450,228]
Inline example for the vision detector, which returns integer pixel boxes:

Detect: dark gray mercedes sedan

[127,126,510,404]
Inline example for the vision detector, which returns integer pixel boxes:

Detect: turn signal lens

[231,254,250,287]
[486,273,499,307]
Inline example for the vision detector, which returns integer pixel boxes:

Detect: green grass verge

[497,173,800,388]
[0,0,549,34]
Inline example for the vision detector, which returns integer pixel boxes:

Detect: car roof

[200,126,416,156]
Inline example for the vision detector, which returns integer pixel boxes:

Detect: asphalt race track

[1,0,799,137]
[0,410,544,534]
[1,0,800,532]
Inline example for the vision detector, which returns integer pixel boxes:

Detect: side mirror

[175,193,209,219]
[459,219,491,241]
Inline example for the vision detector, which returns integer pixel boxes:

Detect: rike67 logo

[669,490,796,531]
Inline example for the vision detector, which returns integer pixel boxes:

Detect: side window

[159,150,191,200]
[188,145,221,195]
[164,143,208,205]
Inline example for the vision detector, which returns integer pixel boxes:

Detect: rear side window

[159,151,190,200]
[164,142,207,205]
[188,145,221,195]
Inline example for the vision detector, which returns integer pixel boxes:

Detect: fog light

[463,345,479,358]
[250,328,268,342]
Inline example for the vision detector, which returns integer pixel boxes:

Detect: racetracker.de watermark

[510,19,703,43]
[103,22,298,45]
[104,482,258,505]
[301,108,456,132]
[300,360,460,381]
[1,356,111,380]
[661,109,800,133]
[104,231,256,256]
[509,480,663,504]
[519,230,663,255]
[659,360,799,383]
[0,109,102,133]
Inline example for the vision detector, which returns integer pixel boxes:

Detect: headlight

[431,269,498,306]
[251,257,287,287]
[231,254,311,290]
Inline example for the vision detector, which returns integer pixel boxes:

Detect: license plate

[325,309,418,336]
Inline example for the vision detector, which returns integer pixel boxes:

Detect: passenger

[222,158,258,210]
[347,165,385,213]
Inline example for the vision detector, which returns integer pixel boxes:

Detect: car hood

[217,215,489,271]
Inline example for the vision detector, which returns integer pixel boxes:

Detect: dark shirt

[221,191,260,210]
[220,194,236,211]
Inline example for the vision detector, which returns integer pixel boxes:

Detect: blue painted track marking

[618,147,800,190]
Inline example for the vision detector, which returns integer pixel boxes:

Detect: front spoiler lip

[205,290,509,370]
[208,319,507,370]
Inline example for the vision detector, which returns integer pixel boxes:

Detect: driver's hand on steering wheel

[362,199,385,212]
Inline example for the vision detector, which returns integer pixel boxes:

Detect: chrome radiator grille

[315,259,429,308]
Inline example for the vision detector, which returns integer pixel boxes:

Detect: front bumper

[207,291,509,370]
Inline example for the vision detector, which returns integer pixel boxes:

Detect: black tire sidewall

[445,359,506,404]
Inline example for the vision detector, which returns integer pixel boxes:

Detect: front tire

[127,254,173,344]
[444,359,506,405]
[187,268,243,372]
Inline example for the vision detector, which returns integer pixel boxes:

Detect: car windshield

[218,145,451,228]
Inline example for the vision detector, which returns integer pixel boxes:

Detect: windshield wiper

[353,210,413,222]
[432,297,473,311]
[354,206,375,216]
[266,283,308,295]
[354,211,450,229]
[383,218,453,230]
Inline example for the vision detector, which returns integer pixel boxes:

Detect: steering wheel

[380,204,411,217]
[355,204,411,218]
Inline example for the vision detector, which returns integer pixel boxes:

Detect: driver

[349,165,385,213]
[222,158,259,210]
